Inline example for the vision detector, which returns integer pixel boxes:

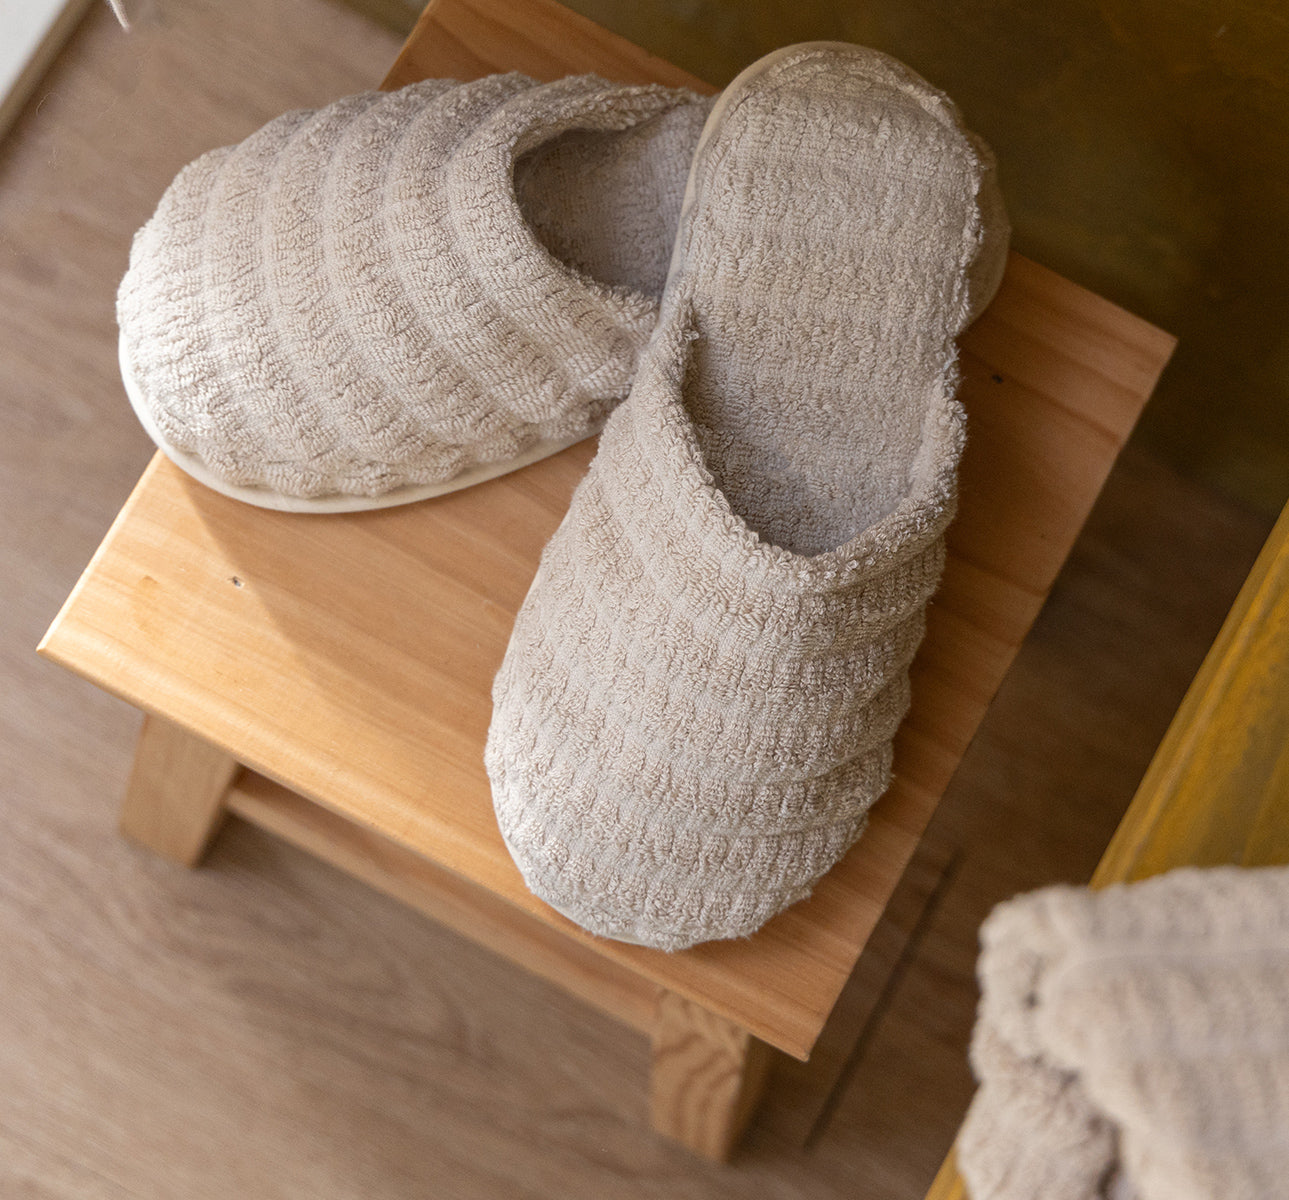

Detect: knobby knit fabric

[486,44,1010,950]
[118,74,710,506]
[959,865,1289,1200]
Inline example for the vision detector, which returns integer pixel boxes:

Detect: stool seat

[40,0,1176,1160]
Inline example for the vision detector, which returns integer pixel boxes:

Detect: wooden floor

[0,2,1274,1196]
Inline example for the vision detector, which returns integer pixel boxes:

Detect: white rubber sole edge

[119,333,592,514]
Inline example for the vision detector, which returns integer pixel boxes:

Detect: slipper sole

[120,332,592,514]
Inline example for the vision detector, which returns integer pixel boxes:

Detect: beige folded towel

[959,865,1289,1200]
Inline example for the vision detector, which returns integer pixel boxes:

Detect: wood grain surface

[121,714,238,864]
[226,768,664,1035]
[651,992,776,1160]
[39,0,1175,1064]
[384,0,710,91]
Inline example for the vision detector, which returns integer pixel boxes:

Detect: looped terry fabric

[959,866,1289,1200]
[486,43,1011,951]
[117,74,711,508]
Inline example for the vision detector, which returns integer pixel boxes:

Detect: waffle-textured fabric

[117,74,711,510]
[959,866,1289,1200]
[486,43,1010,950]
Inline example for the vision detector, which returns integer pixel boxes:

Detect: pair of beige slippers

[119,44,1010,951]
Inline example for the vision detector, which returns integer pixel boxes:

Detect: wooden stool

[39,0,1175,1161]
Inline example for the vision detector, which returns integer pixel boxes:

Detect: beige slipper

[486,43,1010,950]
[117,74,711,511]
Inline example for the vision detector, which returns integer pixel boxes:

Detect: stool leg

[121,715,239,866]
[650,990,775,1160]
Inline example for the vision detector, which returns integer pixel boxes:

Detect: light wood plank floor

[0,2,1273,1196]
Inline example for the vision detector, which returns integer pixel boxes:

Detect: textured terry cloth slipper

[485,43,1010,951]
[117,74,712,512]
